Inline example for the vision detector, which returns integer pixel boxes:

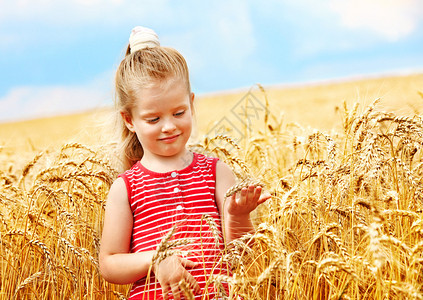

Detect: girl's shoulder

[193,152,235,184]
[117,161,145,185]
[194,152,218,162]
[193,152,220,171]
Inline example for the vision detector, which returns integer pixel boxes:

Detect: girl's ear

[190,92,195,109]
[189,92,195,116]
[120,111,135,132]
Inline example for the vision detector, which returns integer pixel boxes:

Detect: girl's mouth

[159,134,180,143]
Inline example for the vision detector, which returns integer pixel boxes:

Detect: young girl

[99,26,270,300]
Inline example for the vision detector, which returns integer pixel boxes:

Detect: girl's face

[122,78,194,162]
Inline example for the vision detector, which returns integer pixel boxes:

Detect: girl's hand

[226,185,271,216]
[153,255,200,300]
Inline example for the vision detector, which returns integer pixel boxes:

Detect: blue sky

[1,0,422,122]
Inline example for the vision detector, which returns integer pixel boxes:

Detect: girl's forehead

[133,78,191,110]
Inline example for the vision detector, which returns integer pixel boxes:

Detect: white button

[176,205,183,210]
[174,187,180,193]
[171,172,177,178]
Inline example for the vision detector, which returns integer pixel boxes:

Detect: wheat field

[1,74,423,299]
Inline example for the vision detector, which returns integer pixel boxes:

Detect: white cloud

[329,0,423,41]
[254,0,422,60]
[0,73,113,122]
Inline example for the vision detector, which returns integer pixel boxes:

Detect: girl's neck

[140,150,193,173]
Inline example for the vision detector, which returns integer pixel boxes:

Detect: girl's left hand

[226,185,271,216]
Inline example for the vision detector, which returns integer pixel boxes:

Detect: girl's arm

[99,178,201,298]
[99,177,154,284]
[215,161,270,242]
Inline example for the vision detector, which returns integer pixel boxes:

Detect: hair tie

[129,26,160,53]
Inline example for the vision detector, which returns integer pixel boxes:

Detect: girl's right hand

[153,255,201,300]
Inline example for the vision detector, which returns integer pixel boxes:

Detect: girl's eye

[146,117,159,123]
[174,111,185,117]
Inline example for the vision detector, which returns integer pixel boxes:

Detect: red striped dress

[119,152,228,299]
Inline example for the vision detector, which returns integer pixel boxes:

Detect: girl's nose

[161,118,176,132]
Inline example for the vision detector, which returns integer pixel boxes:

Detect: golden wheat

[2,86,423,299]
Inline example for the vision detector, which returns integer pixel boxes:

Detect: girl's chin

[157,147,187,158]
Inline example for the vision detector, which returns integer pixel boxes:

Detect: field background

[1,73,423,299]
[1,73,423,156]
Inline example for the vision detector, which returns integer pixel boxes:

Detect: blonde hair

[115,45,191,169]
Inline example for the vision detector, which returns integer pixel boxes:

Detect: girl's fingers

[233,186,262,206]
[231,194,237,206]
[187,273,201,294]
[244,185,261,205]
[250,185,261,204]
[229,185,268,213]
[238,187,247,205]
[180,257,198,269]
[162,286,169,300]
[248,185,255,199]
[170,283,181,300]
[178,257,201,294]
[254,186,262,198]
[258,191,272,205]
[194,282,201,294]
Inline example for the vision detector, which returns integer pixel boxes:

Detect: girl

[99,26,270,300]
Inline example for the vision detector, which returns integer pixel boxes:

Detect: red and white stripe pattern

[120,153,227,299]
